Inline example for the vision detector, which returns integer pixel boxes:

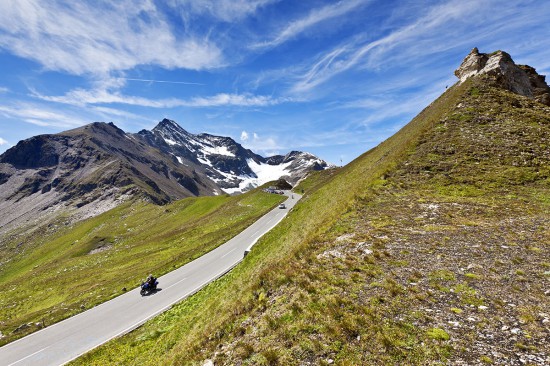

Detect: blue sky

[0,0,549,165]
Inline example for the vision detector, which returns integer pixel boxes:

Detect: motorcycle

[140,278,159,296]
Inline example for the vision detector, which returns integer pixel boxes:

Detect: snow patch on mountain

[200,145,234,157]
[164,138,178,146]
[249,159,292,182]
[197,157,212,167]
[221,159,292,194]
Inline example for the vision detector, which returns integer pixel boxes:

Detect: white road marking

[221,247,237,258]
[8,347,49,366]
[163,277,188,291]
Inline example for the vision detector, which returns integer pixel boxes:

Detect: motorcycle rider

[146,274,157,290]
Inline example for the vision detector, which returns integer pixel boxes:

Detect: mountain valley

[1,49,549,365]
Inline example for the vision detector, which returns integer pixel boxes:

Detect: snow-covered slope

[139,119,330,194]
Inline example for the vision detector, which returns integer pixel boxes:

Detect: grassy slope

[0,190,284,345]
[69,78,548,364]
[69,80,476,364]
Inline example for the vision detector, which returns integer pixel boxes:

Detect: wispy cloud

[357,86,446,128]
[32,86,291,108]
[281,71,453,161]
[291,0,486,93]
[253,0,368,49]
[187,93,291,107]
[0,137,8,146]
[0,1,222,75]
[174,0,277,22]
[0,87,8,93]
[91,106,150,121]
[0,103,88,128]
[123,78,204,85]
[239,130,281,153]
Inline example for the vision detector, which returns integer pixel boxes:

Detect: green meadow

[0,190,284,345]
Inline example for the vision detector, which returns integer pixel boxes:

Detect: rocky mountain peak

[153,118,189,136]
[157,118,180,129]
[149,118,195,149]
[455,48,550,105]
[82,121,126,136]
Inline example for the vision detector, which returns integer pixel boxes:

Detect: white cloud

[291,0,490,93]
[0,103,88,128]
[239,131,280,156]
[123,78,204,85]
[358,89,442,127]
[253,0,368,49]
[92,106,150,121]
[187,93,290,107]
[0,1,222,75]
[174,0,277,22]
[0,87,8,93]
[33,85,291,108]
[0,137,8,145]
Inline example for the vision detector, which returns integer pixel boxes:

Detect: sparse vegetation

[427,327,450,341]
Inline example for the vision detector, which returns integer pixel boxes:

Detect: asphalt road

[0,192,301,366]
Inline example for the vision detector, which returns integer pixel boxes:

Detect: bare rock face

[455,48,550,105]
[519,64,550,106]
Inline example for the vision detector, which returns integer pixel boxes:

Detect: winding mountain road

[0,192,301,366]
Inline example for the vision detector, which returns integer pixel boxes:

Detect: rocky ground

[199,187,548,366]
[346,189,549,365]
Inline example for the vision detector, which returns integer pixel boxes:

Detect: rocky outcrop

[519,64,550,106]
[455,48,550,106]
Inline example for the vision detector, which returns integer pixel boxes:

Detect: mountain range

[0,119,329,237]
